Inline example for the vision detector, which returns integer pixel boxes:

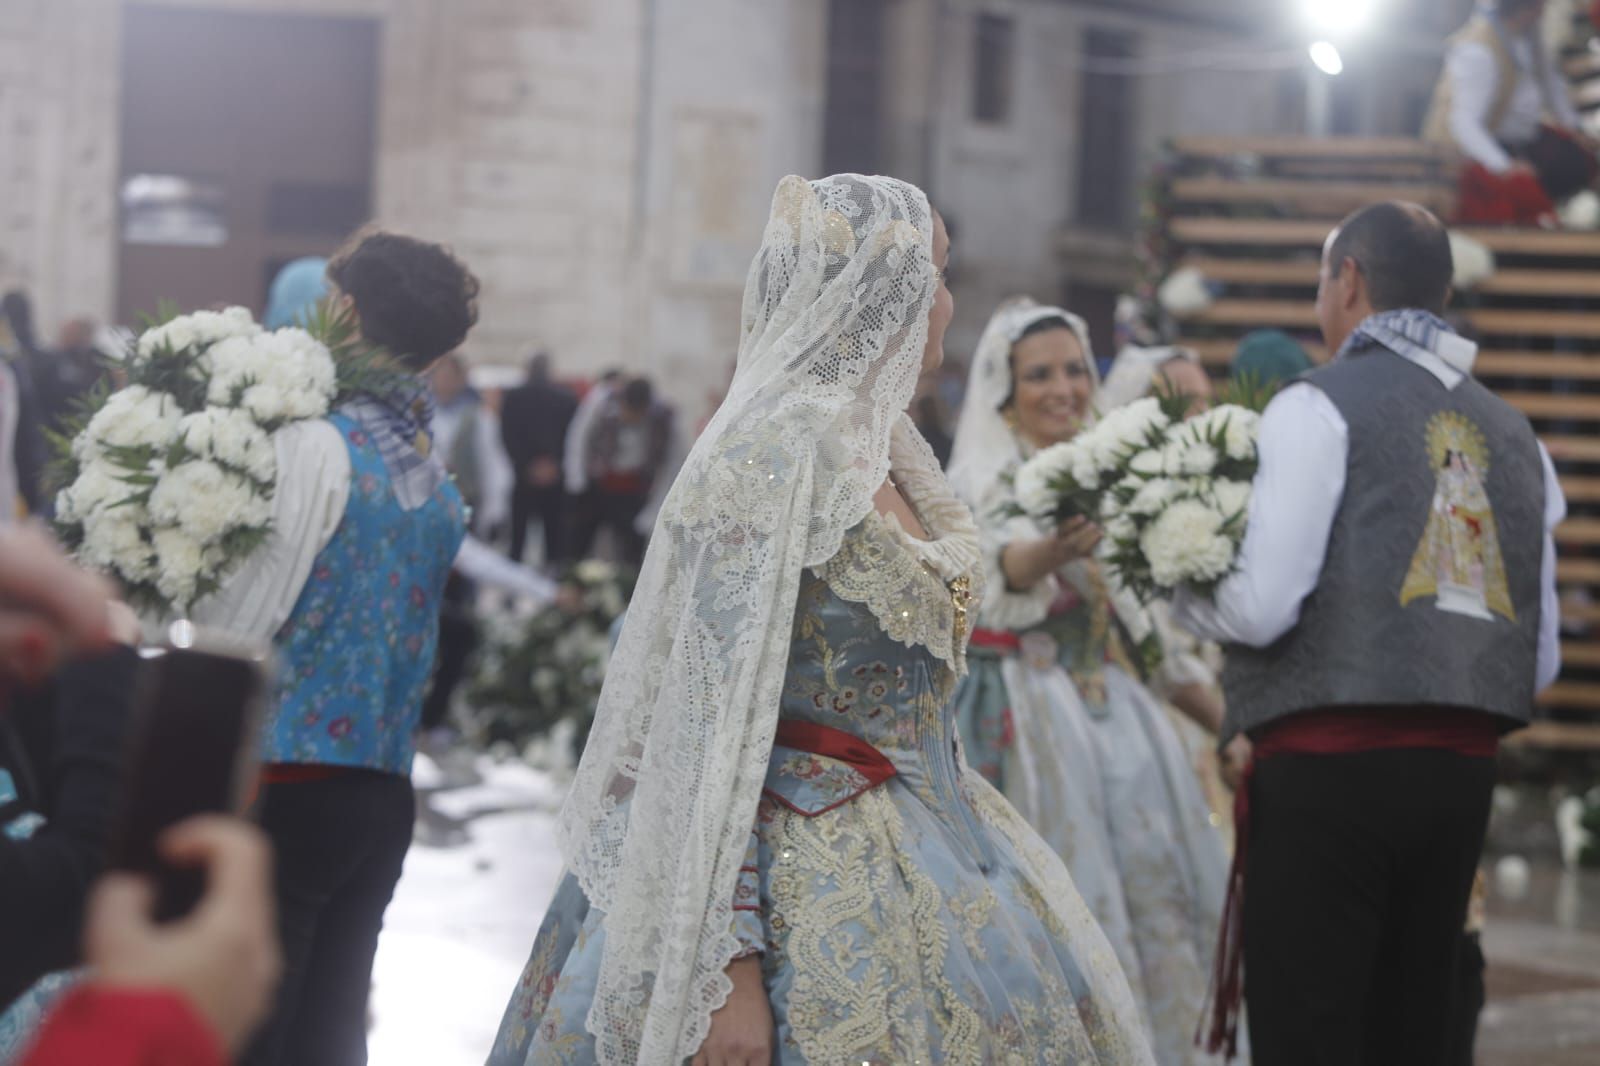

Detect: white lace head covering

[1097,344,1201,411]
[557,174,939,1063]
[947,296,1096,505]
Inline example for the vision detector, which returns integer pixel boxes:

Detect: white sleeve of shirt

[453,534,557,603]
[1173,384,1348,647]
[1536,441,1566,692]
[1447,42,1517,173]
[188,420,350,643]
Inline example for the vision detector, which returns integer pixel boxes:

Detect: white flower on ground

[148,460,270,544]
[1140,498,1237,587]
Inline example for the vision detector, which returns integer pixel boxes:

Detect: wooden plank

[1562,600,1600,624]
[1172,136,1444,160]
[1506,717,1600,745]
[1169,177,1454,214]
[1181,258,1600,300]
[1557,558,1600,584]
[1181,300,1318,328]
[1565,52,1600,79]
[1558,519,1600,545]
[1170,218,1329,247]
[1578,79,1600,109]
[1458,228,1600,257]
[1560,642,1600,668]
[1476,353,1600,380]
[1544,435,1600,462]
[1171,217,1600,258]
[1467,310,1600,338]
[1182,337,1329,367]
[1504,393,1600,421]
[1559,476,1600,502]
[1275,158,1441,180]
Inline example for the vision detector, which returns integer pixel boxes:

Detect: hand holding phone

[107,624,271,922]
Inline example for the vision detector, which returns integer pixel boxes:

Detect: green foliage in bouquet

[466,561,637,763]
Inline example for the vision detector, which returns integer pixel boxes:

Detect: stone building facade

[1,0,1468,412]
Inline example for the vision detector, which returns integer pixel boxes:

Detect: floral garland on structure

[52,303,406,617]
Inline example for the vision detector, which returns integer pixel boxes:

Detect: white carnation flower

[152,526,207,607]
[1140,499,1237,588]
[81,512,156,582]
[138,306,259,359]
[148,460,270,544]
[83,386,182,455]
[1129,449,1164,476]
[59,460,135,522]
[177,407,276,482]
[207,329,336,423]
[1191,404,1260,463]
[1211,479,1252,519]
[1013,462,1057,518]
[1104,513,1138,544]
[1128,477,1181,516]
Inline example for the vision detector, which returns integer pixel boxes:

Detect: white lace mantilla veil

[946,296,1097,508]
[557,174,940,1063]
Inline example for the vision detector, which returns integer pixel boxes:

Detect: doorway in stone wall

[116,4,379,325]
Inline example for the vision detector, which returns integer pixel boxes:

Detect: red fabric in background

[19,987,225,1066]
[1454,160,1556,226]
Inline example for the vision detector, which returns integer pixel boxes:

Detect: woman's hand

[1220,734,1253,792]
[0,524,115,682]
[1001,517,1102,593]
[1049,516,1103,566]
[691,955,774,1066]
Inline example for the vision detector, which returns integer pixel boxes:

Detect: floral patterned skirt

[487,774,1154,1065]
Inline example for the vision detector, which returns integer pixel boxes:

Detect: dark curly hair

[326,229,480,371]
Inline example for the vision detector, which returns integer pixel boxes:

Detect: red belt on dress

[773,719,898,788]
[969,627,1021,653]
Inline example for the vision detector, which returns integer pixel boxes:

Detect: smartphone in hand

[107,622,271,922]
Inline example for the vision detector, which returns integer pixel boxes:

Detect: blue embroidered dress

[953,471,1235,1066]
[488,464,1152,1065]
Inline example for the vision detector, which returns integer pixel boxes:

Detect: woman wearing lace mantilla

[486,177,1152,1066]
[947,299,1238,1066]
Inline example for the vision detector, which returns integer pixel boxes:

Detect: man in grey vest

[1177,201,1563,1065]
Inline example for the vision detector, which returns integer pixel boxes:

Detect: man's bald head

[1324,201,1454,316]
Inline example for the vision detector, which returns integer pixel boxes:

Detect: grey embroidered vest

[1221,348,1545,739]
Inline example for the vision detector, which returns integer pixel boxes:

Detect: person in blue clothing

[192,231,477,1066]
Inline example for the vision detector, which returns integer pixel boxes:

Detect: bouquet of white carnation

[1011,390,1264,601]
[52,302,407,617]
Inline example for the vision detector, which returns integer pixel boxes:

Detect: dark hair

[526,351,551,382]
[621,377,653,411]
[1325,201,1453,315]
[999,315,1076,411]
[326,230,480,371]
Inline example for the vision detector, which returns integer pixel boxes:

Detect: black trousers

[572,489,648,566]
[1520,125,1598,202]
[1243,749,1495,1066]
[420,573,476,732]
[242,772,415,1066]
[509,483,571,566]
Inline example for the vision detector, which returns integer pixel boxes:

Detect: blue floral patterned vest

[264,412,466,774]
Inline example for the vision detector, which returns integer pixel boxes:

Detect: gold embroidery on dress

[1400,412,1516,622]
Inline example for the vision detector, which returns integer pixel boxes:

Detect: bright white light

[1309,41,1344,76]
[1301,0,1375,36]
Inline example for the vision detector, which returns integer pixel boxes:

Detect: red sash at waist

[969,628,1021,653]
[773,719,897,789]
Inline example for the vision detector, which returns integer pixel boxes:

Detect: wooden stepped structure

[1146,135,1600,743]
